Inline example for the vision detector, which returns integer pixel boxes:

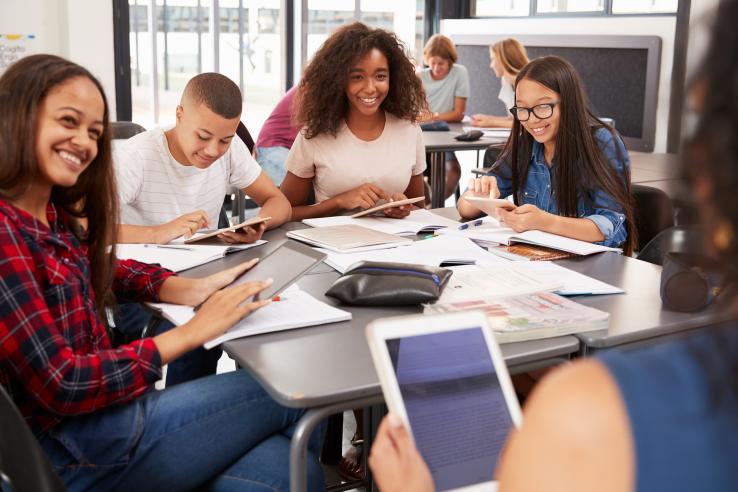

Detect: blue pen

[458,218,484,230]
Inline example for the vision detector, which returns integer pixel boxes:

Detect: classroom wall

[0,0,117,116]
[441,16,676,153]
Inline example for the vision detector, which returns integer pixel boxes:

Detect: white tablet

[350,196,425,218]
[464,196,516,215]
[184,216,271,244]
[366,311,522,492]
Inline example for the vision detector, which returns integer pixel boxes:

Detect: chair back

[632,184,674,252]
[110,121,146,140]
[236,121,255,154]
[636,225,704,266]
[0,386,67,492]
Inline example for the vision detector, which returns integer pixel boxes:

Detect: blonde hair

[490,38,529,78]
[423,34,458,65]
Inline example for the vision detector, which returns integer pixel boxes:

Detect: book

[148,286,352,349]
[184,216,271,244]
[495,244,577,261]
[303,209,460,236]
[424,291,609,343]
[286,224,412,253]
[350,196,425,218]
[115,240,265,272]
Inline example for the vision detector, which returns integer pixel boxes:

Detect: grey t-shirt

[420,64,471,113]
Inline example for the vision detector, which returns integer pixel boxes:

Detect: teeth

[58,150,82,166]
[360,97,377,104]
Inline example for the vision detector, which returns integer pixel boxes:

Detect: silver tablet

[367,311,522,492]
[231,240,326,301]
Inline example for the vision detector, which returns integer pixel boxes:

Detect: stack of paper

[148,286,352,349]
[303,209,460,236]
[425,291,609,343]
[320,235,506,274]
[115,240,265,272]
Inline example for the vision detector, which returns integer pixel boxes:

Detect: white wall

[441,16,677,152]
[0,0,117,116]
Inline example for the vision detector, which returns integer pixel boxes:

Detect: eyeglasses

[509,102,560,121]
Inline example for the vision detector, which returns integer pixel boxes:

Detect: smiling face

[345,48,390,120]
[34,76,105,191]
[172,100,241,168]
[515,78,561,149]
[427,55,451,80]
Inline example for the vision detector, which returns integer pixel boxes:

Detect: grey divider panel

[452,34,661,152]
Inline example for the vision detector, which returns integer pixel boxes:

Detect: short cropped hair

[182,72,242,118]
[423,34,458,65]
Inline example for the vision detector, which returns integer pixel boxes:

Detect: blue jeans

[115,303,221,386]
[39,371,325,492]
[255,146,289,185]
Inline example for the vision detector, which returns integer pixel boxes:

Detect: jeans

[39,371,325,492]
[255,146,289,186]
[115,303,221,386]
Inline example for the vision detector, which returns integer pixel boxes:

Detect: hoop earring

[713,220,734,251]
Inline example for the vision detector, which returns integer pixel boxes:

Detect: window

[612,0,678,14]
[258,8,279,33]
[474,0,530,17]
[536,0,604,14]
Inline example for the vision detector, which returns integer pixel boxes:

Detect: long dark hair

[294,22,427,139]
[498,56,636,254]
[0,54,118,318]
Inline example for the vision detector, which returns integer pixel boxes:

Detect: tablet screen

[231,241,325,301]
[386,327,513,491]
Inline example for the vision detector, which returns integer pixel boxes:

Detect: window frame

[471,0,679,18]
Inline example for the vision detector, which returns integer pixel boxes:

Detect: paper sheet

[303,209,460,236]
[115,241,264,272]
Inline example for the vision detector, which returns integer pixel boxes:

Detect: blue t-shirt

[488,127,630,248]
[599,321,738,491]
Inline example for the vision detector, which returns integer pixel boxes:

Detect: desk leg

[289,395,384,492]
[429,150,446,209]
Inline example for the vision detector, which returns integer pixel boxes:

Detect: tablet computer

[464,196,517,215]
[350,196,425,218]
[366,311,522,492]
[184,216,271,244]
[231,240,325,301]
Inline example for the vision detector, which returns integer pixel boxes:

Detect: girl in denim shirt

[458,56,636,254]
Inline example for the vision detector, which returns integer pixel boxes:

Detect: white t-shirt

[114,127,262,227]
[285,113,426,203]
[498,79,515,111]
[419,64,471,113]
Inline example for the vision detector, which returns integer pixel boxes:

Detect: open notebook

[115,240,264,272]
[286,224,412,253]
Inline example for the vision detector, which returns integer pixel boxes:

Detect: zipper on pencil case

[350,267,441,286]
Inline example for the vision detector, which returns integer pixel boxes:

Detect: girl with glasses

[458,55,636,255]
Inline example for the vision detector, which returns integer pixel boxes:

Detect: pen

[144,244,194,251]
[458,218,484,230]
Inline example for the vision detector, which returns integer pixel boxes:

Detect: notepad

[286,225,412,252]
[115,240,265,272]
[350,196,425,218]
[148,286,352,349]
[184,216,271,244]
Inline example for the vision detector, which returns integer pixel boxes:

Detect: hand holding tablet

[351,196,425,218]
[184,216,271,244]
[463,196,517,216]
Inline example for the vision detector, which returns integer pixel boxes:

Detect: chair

[636,225,704,266]
[0,386,67,492]
[632,183,675,252]
[110,121,146,140]
[228,122,259,223]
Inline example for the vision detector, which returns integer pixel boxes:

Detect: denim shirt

[488,127,630,248]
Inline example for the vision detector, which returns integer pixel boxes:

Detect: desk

[422,123,502,208]
[181,220,579,492]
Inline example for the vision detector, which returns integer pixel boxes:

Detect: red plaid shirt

[0,199,175,436]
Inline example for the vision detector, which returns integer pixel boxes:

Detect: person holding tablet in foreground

[280,22,427,221]
[0,54,323,492]
[457,56,636,255]
[370,3,738,489]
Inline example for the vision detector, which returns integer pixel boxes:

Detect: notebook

[285,225,412,253]
[115,240,265,272]
[303,209,460,236]
[149,286,351,349]
[425,291,610,344]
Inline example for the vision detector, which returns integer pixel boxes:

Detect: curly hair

[687,0,738,282]
[294,22,427,139]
